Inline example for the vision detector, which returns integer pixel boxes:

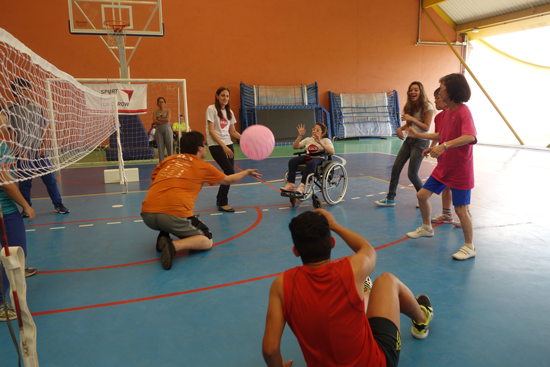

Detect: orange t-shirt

[141,154,226,218]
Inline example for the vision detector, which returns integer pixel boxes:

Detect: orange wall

[1,0,462,136]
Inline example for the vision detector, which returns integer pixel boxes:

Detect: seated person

[262,209,434,367]
[281,123,334,194]
[172,114,188,136]
[148,125,156,148]
[140,131,261,270]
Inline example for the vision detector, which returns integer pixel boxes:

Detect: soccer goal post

[74,79,189,166]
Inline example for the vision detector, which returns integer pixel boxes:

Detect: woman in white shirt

[375,81,433,207]
[281,123,334,194]
[206,87,241,212]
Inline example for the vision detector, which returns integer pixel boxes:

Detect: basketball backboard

[68,0,164,37]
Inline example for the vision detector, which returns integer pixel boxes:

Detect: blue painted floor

[1,141,550,366]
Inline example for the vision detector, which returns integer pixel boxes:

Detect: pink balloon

[240,125,275,160]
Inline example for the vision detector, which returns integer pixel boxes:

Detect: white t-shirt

[206,104,237,146]
[406,103,434,134]
[299,137,334,155]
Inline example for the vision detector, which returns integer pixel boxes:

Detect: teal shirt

[0,140,18,215]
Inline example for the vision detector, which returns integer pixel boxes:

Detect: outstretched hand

[422,147,433,158]
[296,124,306,136]
[247,169,262,179]
[283,359,294,367]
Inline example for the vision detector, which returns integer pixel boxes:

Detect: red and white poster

[85,83,148,114]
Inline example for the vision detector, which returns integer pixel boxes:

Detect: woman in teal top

[0,107,36,320]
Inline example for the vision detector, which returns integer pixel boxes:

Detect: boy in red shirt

[405,73,477,260]
[141,131,261,270]
[262,209,433,367]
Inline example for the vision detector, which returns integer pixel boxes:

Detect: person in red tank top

[262,209,434,367]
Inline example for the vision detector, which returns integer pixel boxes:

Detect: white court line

[352,197,360,200]
[79,224,94,227]
[408,184,413,186]
[210,213,223,216]
[262,209,269,211]
[378,192,386,194]
[279,207,290,210]
[50,227,65,230]
[25,229,35,232]
[235,211,246,214]
[112,205,123,208]
[107,222,121,225]
[134,220,143,222]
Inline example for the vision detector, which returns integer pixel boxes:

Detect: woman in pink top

[404,73,477,261]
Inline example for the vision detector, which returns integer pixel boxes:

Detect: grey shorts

[140,213,212,240]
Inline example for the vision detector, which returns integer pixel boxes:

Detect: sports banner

[85,83,148,114]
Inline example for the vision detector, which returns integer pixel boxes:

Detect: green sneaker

[364,276,373,292]
[411,294,433,339]
[0,303,17,322]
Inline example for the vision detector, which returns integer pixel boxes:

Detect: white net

[340,93,392,138]
[254,85,307,106]
[0,28,118,185]
[76,79,188,162]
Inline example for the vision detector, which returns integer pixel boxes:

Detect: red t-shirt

[431,104,477,190]
[283,257,386,367]
[141,154,226,217]
[434,109,447,144]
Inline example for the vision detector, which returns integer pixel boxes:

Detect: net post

[182,80,189,131]
[113,95,127,191]
[45,80,60,168]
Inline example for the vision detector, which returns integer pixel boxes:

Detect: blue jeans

[17,158,62,207]
[287,156,324,184]
[0,211,27,303]
[387,138,429,200]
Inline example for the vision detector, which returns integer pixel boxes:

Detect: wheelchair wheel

[321,162,348,205]
[312,195,322,209]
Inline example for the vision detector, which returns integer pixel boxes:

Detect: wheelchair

[280,151,348,208]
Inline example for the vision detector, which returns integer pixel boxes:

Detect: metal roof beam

[456,3,550,33]
[422,0,449,9]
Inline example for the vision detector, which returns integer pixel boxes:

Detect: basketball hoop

[104,20,130,48]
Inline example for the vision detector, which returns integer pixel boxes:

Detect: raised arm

[315,209,375,295]
[292,124,306,149]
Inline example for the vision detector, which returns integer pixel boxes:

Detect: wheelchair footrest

[280,190,305,199]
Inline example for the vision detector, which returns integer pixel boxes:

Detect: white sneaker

[432,212,453,224]
[280,183,295,191]
[364,276,373,292]
[407,226,434,239]
[453,218,461,227]
[452,245,476,260]
[296,183,305,194]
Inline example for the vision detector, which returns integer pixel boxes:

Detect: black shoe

[218,206,235,213]
[25,267,37,277]
[158,236,175,270]
[54,203,70,214]
[156,231,169,252]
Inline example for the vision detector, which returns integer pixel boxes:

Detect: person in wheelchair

[281,123,334,194]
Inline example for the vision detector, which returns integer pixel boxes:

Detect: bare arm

[262,275,293,367]
[315,209,375,295]
[293,124,306,149]
[429,134,476,159]
[229,124,241,140]
[0,171,35,221]
[219,169,262,186]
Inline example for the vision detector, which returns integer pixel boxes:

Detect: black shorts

[368,317,401,367]
[141,213,213,240]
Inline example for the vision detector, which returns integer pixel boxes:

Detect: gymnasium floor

[1,138,549,367]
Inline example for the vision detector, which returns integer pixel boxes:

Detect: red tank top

[283,257,386,367]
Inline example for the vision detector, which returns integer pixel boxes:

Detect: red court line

[37,207,264,274]
[32,272,281,317]
[32,225,436,315]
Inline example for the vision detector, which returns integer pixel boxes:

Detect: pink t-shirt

[433,110,447,143]
[431,104,477,190]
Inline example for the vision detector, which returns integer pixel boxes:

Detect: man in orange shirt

[141,131,261,270]
[262,210,434,367]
